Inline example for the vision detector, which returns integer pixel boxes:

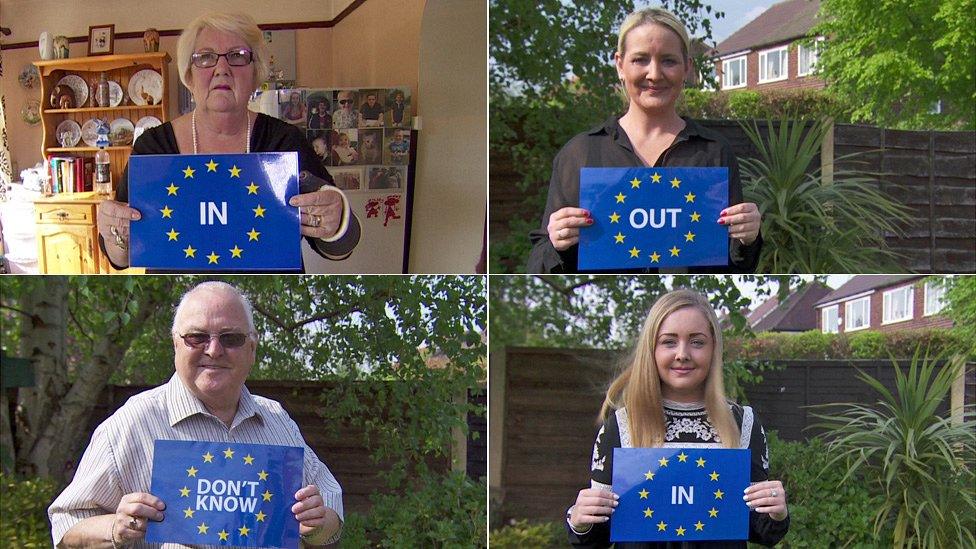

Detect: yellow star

[166,183,179,196]
[714,489,724,499]
[658,457,669,467]
[676,526,686,536]
[253,204,266,217]
[228,165,242,178]
[696,457,706,468]
[695,520,705,531]
[183,507,195,518]
[166,228,179,241]
[708,507,719,517]
[160,205,173,218]
[223,447,234,459]
[183,245,196,258]
[651,172,662,183]
[205,159,218,172]
[630,177,641,189]
[629,246,640,258]
[255,511,267,522]
[202,452,214,463]
[643,507,654,518]
[690,211,701,222]
[186,466,198,477]
[615,192,626,203]
[238,525,250,537]
[218,530,229,541]
[246,182,259,194]
[230,245,243,259]
[644,470,655,481]
[657,521,667,532]
[685,231,696,242]
[638,488,649,499]
[182,166,195,178]
[670,246,680,257]
[207,252,219,264]
[670,177,680,188]
[197,522,209,534]
[609,212,621,223]
[179,486,190,497]
[709,471,720,481]
[247,228,261,241]
[262,489,273,502]
[649,251,661,263]
[677,452,688,462]
[258,470,269,481]
[613,232,625,244]
[684,191,696,203]
[243,454,255,465]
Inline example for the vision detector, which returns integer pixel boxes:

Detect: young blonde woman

[567,289,789,547]
[528,8,762,273]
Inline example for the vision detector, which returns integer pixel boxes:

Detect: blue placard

[578,167,729,270]
[146,440,303,548]
[129,153,301,270]
[610,448,750,542]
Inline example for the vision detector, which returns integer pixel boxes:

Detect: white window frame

[821,305,839,334]
[882,286,914,325]
[758,46,789,83]
[924,280,947,316]
[722,56,747,90]
[844,297,870,332]
[797,38,822,77]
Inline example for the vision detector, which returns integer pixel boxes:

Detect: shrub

[0,473,58,548]
[726,328,963,361]
[490,519,563,548]
[727,91,764,119]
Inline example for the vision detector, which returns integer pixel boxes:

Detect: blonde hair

[599,289,740,448]
[176,12,270,92]
[617,7,691,60]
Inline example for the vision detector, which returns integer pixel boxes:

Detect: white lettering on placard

[671,485,694,504]
[629,208,682,229]
[196,479,260,512]
[200,202,228,225]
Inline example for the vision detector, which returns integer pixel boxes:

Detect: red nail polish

[717,218,726,225]
[586,218,594,225]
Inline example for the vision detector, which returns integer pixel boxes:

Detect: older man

[49,282,342,548]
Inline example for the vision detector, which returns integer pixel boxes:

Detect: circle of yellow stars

[607,171,704,264]
[633,451,729,538]
[179,445,274,544]
[163,159,266,265]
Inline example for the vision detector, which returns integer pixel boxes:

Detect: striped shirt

[48,374,343,547]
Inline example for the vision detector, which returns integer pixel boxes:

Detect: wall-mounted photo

[384,128,410,165]
[330,166,364,191]
[359,129,383,165]
[278,89,307,127]
[332,89,359,129]
[87,24,115,56]
[306,129,331,169]
[367,165,405,190]
[385,88,411,127]
[332,128,360,166]
[358,89,386,128]
[306,92,332,129]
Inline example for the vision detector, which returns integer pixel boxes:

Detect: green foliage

[943,276,976,359]
[727,90,763,119]
[678,89,851,121]
[809,351,976,547]
[489,519,563,548]
[726,328,963,361]
[813,0,975,130]
[739,118,913,272]
[0,473,58,548]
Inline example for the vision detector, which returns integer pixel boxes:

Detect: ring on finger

[771,489,778,498]
[129,516,138,528]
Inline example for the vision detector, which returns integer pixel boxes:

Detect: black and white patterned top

[569,400,789,548]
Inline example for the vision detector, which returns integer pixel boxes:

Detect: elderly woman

[97,12,359,272]
[527,8,762,274]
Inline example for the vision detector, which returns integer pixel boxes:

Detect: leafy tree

[813,0,976,130]
[942,275,976,359]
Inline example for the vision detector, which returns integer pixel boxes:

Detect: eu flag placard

[129,153,301,270]
[146,440,303,548]
[610,448,750,542]
[578,167,729,270]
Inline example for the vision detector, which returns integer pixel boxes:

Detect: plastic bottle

[96,72,110,107]
[94,127,112,196]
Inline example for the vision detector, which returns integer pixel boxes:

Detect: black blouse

[527,116,762,273]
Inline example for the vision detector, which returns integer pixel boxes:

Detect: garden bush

[0,473,58,548]
[726,328,963,361]
[490,519,563,548]
[677,88,852,122]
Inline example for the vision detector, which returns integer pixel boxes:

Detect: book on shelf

[46,155,94,195]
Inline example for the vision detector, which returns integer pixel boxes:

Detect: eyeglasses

[191,48,253,68]
[338,99,352,105]
[180,332,251,349]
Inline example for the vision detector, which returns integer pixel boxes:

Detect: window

[924,280,947,315]
[797,41,820,76]
[759,46,788,83]
[821,305,839,334]
[722,56,747,89]
[845,297,870,331]
[882,286,914,324]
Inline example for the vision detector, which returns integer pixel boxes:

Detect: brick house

[710,0,825,93]
[814,276,952,334]
[746,281,833,332]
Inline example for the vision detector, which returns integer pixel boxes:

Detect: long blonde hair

[599,289,739,448]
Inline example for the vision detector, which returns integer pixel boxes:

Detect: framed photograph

[88,24,115,56]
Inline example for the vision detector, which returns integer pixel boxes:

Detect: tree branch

[534,275,596,299]
[0,303,36,320]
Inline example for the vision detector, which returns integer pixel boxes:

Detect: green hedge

[0,473,58,548]
[725,328,963,361]
[678,88,852,122]
[490,519,563,548]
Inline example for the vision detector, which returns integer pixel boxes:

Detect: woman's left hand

[719,202,761,245]
[290,190,344,239]
[744,480,788,521]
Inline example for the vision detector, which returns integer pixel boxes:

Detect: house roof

[748,281,833,332]
[814,275,922,307]
[713,0,821,58]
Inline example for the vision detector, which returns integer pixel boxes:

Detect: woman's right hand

[96,200,140,257]
[570,487,618,530]
[547,207,593,251]
[113,492,165,544]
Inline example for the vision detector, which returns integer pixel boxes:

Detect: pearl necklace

[191,109,251,154]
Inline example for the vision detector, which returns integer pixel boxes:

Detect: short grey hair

[171,281,256,336]
[175,12,270,92]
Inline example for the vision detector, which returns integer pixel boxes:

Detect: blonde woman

[528,8,762,273]
[567,289,789,547]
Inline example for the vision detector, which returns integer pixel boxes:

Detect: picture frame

[87,24,115,56]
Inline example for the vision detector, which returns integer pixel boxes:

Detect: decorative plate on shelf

[22,100,41,126]
[82,118,109,147]
[56,119,82,147]
[56,74,89,109]
[133,115,163,142]
[128,69,163,106]
[19,65,40,89]
[110,117,135,146]
[108,80,125,107]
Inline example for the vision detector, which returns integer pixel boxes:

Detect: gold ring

[110,225,128,251]
[129,516,138,528]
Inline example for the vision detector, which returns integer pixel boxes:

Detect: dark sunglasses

[338,99,352,105]
[191,48,253,68]
[180,332,250,349]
